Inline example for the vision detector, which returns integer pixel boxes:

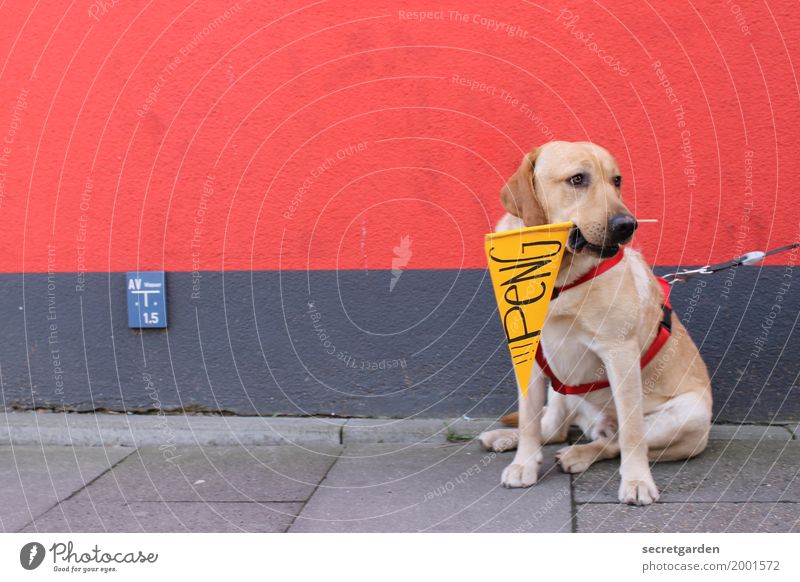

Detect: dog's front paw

[618,476,660,505]
[501,452,543,488]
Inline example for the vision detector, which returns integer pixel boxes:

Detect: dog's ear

[500,148,546,226]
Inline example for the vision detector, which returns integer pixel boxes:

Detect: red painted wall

[1,0,798,273]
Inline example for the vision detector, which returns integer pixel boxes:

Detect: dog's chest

[539,304,608,387]
[539,254,652,388]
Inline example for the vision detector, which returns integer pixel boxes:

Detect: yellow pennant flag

[485,222,572,396]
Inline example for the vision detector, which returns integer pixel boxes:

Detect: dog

[479,141,712,505]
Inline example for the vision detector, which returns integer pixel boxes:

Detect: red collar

[552,248,626,298]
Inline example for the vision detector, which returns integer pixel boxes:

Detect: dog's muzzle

[567,227,621,258]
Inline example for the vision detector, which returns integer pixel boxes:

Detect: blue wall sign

[127,271,167,328]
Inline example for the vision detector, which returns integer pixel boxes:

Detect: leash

[662,243,800,285]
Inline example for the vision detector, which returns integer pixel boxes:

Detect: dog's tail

[500,412,519,427]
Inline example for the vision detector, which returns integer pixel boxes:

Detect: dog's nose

[608,214,638,243]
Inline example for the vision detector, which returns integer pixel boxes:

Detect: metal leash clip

[662,266,713,284]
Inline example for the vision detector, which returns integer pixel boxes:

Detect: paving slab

[0,446,132,533]
[342,418,497,444]
[290,442,572,532]
[576,502,800,533]
[22,499,300,533]
[709,424,793,440]
[573,440,800,503]
[75,445,341,503]
[0,412,345,446]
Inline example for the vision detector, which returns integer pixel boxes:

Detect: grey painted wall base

[0,266,798,421]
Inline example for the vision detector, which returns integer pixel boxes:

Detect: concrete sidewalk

[1,413,798,533]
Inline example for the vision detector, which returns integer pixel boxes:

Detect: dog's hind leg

[555,391,711,473]
[479,428,519,452]
[644,390,711,461]
[556,438,620,474]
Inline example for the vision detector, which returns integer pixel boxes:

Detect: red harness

[534,249,673,395]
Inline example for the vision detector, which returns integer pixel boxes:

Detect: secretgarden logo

[20,542,46,570]
[18,540,158,574]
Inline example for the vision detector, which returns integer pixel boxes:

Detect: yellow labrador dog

[479,141,712,505]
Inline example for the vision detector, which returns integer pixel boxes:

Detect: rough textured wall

[0,1,797,420]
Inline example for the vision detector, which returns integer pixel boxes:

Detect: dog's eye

[613,176,622,188]
[568,173,586,186]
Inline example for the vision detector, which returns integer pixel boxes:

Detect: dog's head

[500,141,636,258]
